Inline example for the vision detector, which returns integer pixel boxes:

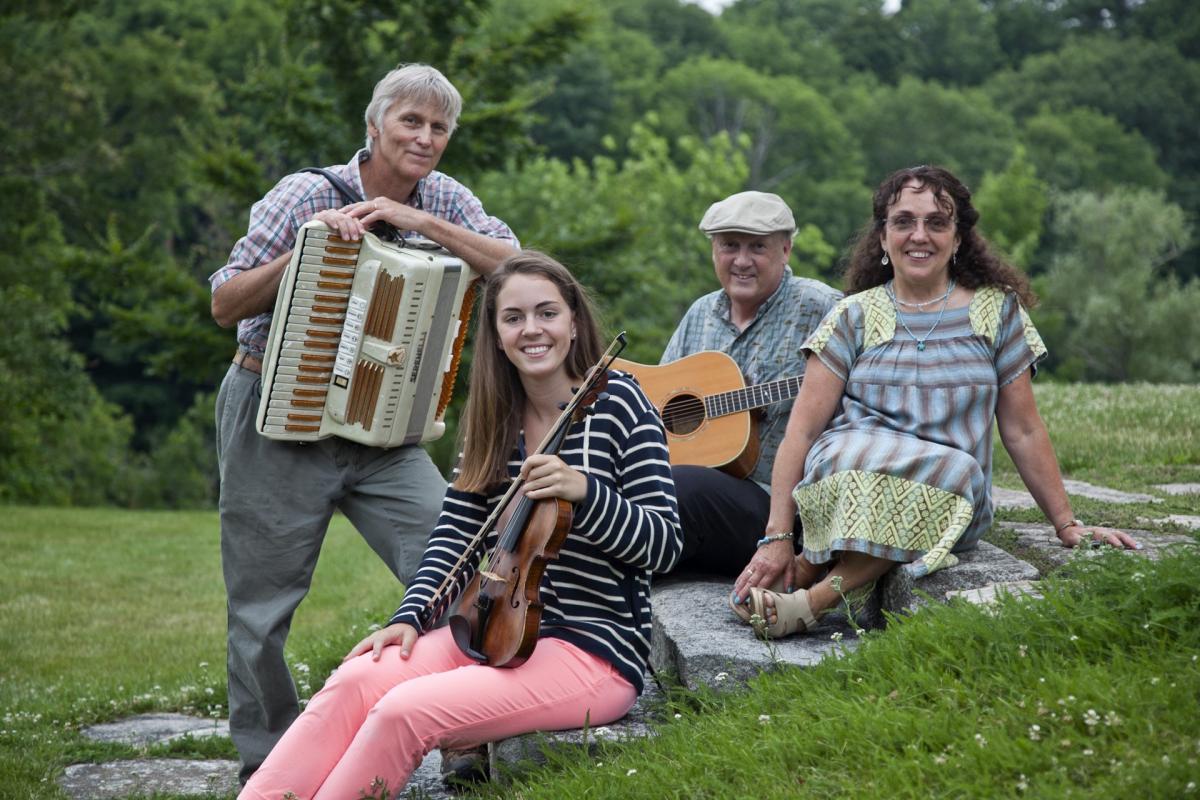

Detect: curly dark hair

[842,165,1036,307]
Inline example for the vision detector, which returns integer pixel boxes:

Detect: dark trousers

[671,464,776,576]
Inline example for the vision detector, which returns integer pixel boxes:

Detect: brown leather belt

[233,350,264,374]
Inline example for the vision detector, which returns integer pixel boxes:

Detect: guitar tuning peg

[557,401,569,411]
[596,392,610,402]
[570,386,579,394]
[584,407,596,416]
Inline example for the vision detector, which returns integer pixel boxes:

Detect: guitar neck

[704,376,802,419]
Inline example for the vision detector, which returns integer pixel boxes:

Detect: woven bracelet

[756,532,794,548]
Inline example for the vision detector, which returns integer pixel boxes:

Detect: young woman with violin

[239,250,682,800]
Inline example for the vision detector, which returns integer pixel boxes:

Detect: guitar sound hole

[662,394,704,435]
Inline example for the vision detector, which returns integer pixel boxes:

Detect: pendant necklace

[886,278,956,352]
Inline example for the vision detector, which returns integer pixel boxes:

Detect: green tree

[474,121,751,363]
[973,146,1048,269]
[653,57,868,264]
[843,76,1019,190]
[895,0,1005,86]
[1036,190,1199,382]
[1019,107,1168,195]
[986,35,1200,235]
[0,180,134,506]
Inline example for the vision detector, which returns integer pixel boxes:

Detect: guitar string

[658,379,800,427]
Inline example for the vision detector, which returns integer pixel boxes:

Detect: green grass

[489,551,1200,800]
[994,382,1200,491]
[0,508,404,799]
[0,382,1197,799]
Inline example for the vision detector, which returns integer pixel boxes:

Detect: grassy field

[0,382,1196,799]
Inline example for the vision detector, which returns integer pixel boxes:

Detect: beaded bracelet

[756,532,794,548]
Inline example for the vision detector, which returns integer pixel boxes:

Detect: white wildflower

[626,768,637,777]
[1028,724,1042,741]
[1084,709,1100,728]
[758,714,771,724]
[714,672,728,683]
[974,733,988,748]
[831,632,844,643]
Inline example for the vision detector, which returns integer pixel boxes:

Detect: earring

[953,249,958,266]
[881,253,889,266]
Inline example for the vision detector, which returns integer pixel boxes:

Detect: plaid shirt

[660,267,842,488]
[210,149,518,358]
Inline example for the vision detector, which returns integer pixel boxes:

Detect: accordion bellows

[256,221,478,447]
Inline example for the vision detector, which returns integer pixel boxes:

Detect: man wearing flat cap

[659,191,841,574]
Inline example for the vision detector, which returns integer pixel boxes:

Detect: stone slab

[1061,479,1160,504]
[70,713,453,800]
[1153,483,1200,496]
[992,486,1038,510]
[490,682,662,780]
[57,755,455,800]
[649,575,860,692]
[59,759,239,799]
[994,481,1162,511]
[880,540,1040,615]
[1152,514,1200,530]
[1137,520,1200,532]
[997,521,1196,570]
[81,713,229,747]
[945,580,1043,606]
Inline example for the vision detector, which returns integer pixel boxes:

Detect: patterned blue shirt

[661,267,842,487]
[210,149,518,358]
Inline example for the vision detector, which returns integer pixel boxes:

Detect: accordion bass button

[386,346,408,367]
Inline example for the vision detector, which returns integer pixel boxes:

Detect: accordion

[256,221,478,447]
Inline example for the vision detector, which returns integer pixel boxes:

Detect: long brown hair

[843,165,1036,307]
[453,251,606,493]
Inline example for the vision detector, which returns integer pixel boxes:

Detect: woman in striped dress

[240,251,682,799]
[730,165,1137,637]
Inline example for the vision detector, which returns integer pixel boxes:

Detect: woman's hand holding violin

[521,454,587,503]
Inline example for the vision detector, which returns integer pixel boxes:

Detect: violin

[418,333,628,667]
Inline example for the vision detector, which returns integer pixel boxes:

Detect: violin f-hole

[507,565,522,609]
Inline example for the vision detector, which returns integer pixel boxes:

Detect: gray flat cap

[699,191,796,237]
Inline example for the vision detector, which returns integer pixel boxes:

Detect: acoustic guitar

[611,351,802,480]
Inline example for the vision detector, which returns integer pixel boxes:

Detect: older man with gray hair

[209,63,518,783]
[660,191,841,576]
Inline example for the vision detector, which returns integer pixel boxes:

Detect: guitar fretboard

[703,376,802,419]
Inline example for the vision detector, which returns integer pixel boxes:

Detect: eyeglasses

[884,214,956,234]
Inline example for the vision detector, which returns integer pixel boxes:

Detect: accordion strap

[299,166,404,243]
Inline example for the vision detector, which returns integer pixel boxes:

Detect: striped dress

[389,372,682,693]
[794,285,1047,578]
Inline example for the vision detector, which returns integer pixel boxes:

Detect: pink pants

[238,628,637,800]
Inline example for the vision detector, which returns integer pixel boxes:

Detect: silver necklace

[885,279,956,352]
[887,278,954,309]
